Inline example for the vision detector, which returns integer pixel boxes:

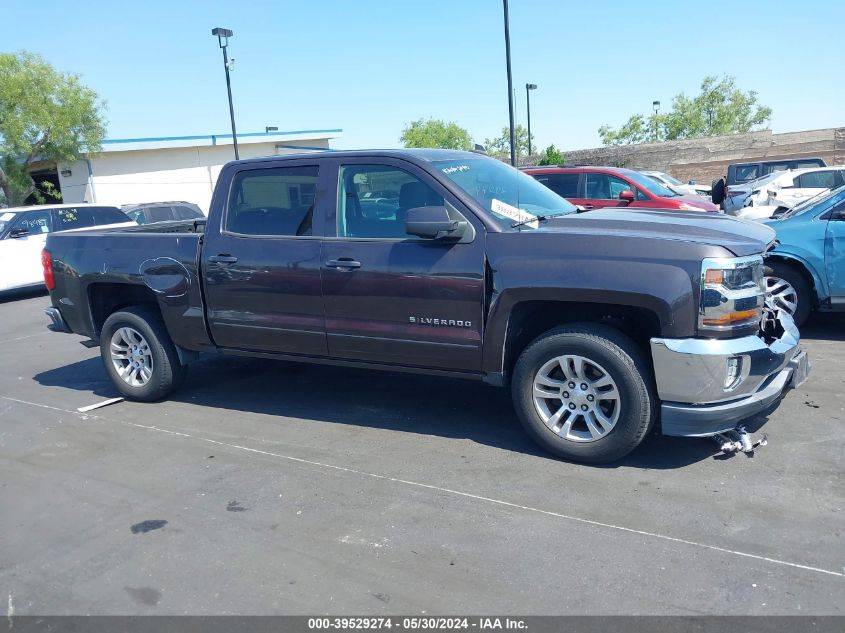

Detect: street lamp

[212,27,239,160]
[526,83,537,156]
[652,100,661,143]
[502,0,516,167]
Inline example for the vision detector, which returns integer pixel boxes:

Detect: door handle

[208,254,238,264]
[326,258,361,269]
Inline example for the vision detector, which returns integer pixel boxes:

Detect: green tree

[0,51,106,207]
[598,75,771,146]
[537,144,565,166]
[400,118,473,151]
[484,124,535,160]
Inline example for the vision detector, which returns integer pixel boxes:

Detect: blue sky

[4,0,844,151]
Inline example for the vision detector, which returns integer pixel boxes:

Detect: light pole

[652,100,660,143]
[212,27,239,160]
[502,0,516,167]
[526,83,537,156]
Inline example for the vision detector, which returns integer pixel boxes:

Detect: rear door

[780,171,839,208]
[202,159,329,355]
[532,172,583,205]
[320,157,486,371]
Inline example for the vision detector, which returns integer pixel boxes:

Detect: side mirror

[8,228,29,239]
[405,206,464,240]
[619,189,635,202]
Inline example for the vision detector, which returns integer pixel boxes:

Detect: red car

[524,166,720,213]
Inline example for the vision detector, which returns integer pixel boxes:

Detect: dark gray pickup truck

[42,149,809,463]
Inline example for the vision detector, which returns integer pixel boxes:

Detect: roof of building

[98,128,343,153]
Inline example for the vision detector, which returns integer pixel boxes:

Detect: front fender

[768,248,828,301]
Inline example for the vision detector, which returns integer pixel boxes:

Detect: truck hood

[541,208,775,257]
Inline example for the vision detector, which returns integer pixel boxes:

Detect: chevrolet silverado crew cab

[42,149,809,463]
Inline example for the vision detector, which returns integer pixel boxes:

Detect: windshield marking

[491,198,538,228]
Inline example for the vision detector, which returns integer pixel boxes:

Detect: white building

[56,128,342,212]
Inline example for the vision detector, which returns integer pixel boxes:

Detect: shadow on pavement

[0,286,48,304]
[801,312,845,342]
[35,354,725,469]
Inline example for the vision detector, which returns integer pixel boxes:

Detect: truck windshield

[433,157,577,230]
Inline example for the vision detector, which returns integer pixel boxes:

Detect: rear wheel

[511,324,655,463]
[100,306,187,401]
[764,262,811,327]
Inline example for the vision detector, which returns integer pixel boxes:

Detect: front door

[202,161,328,355]
[582,173,633,209]
[321,159,486,371]
[1,210,52,290]
[823,193,845,304]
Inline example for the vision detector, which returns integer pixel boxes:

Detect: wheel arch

[87,282,162,339]
[489,299,663,382]
[766,254,823,306]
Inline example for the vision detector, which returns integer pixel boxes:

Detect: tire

[711,178,726,205]
[764,262,812,328]
[100,305,187,402]
[511,324,655,464]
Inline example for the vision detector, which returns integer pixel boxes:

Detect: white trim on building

[57,128,341,212]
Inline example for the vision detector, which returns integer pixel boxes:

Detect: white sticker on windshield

[0,213,14,221]
[491,198,538,229]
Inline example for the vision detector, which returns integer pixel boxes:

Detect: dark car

[122,202,205,225]
[523,166,720,212]
[42,149,807,463]
[711,157,828,209]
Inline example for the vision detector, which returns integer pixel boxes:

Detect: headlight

[679,203,706,211]
[699,255,764,331]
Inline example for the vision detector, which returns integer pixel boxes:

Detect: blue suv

[763,184,845,326]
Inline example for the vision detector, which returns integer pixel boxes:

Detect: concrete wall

[560,127,845,185]
[58,138,329,212]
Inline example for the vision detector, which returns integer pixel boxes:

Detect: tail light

[41,249,55,290]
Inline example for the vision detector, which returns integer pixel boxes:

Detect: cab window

[226,166,319,236]
[337,164,443,238]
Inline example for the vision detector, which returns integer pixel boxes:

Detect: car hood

[541,208,775,257]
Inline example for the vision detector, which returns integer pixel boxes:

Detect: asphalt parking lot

[0,290,843,615]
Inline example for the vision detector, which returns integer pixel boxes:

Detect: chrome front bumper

[650,312,809,437]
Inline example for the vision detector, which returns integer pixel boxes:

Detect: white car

[0,203,134,293]
[722,171,786,215]
[740,167,845,213]
[641,170,711,199]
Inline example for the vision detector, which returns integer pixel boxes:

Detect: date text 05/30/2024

[308,617,527,630]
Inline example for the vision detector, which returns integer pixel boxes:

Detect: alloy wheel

[532,354,621,442]
[110,327,154,387]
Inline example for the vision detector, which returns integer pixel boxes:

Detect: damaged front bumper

[650,310,809,437]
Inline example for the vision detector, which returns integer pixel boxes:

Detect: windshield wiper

[511,211,574,229]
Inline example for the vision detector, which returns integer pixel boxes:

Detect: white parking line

[0,331,51,345]
[2,394,844,581]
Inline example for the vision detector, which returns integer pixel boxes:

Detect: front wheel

[100,306,187,402]
[511,324,655,464]
[764,262,811,327]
